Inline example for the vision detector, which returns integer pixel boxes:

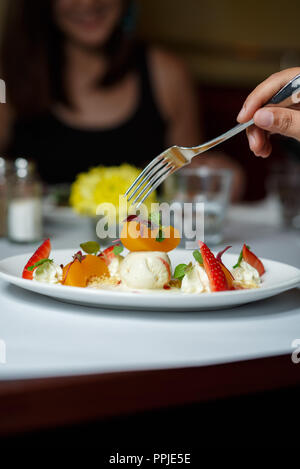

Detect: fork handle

[267,72,300,107]
[189,72,300,157]
[193,119,255,154]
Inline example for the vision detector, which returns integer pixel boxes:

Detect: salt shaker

[7,158,43,243]
[0,157,11,238]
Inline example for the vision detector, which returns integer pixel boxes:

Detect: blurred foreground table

[0,200,300,435]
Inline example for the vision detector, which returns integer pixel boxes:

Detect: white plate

[0,249,299,311]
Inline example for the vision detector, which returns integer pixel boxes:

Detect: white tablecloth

[0,201,300,380]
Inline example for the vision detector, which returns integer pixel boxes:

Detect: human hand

[237,68,300,157]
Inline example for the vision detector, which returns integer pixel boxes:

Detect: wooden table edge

[0,353,298,436]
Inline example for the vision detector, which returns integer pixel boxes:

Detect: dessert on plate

[21,215,265,294]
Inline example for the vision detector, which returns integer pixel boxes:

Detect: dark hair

[0,0,137,117]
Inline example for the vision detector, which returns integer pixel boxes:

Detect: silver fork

[125,72,300,208]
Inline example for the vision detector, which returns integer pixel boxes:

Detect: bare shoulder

[148,48,194,118]
[147,47,200,146]
[149,47,191,90]
[149,47,189,72]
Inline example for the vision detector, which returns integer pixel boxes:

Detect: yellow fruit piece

[62,255,109,287]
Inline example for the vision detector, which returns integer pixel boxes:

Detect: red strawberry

[216,245,234,289]
[242,244,265,276]
[98,245,117,266]
[22,238,51,280]
[198,241,229,292]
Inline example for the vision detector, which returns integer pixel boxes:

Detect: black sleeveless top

[8,50,166,184]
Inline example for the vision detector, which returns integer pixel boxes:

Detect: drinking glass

[163,167,233,247]
[272,166,300,229]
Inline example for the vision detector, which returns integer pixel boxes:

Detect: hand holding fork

[125,72,300,208]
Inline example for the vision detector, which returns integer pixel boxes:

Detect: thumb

[254,107,300,140]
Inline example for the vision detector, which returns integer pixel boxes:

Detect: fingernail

[249,133,256,148]
[255,109,274,128]
[237,104,246,120]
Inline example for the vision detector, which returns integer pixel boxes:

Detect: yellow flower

[70,164,156,220]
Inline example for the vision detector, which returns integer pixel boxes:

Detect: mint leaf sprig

[193,250,203,264]
[113,244,124,256]
[174,251,203,280]
[233,245,251,269]
[80,241,100,255]
[156,227,165,243]
[174,262,193,280]
[149,211,165,243]
[148,211,161,228]
[28,258,53,272]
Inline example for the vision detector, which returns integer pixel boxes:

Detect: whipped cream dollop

[120,252,171,289]
[108,255,123,281]
[232,259,260,287]
[181,263,210,294]
[33,261,63,284]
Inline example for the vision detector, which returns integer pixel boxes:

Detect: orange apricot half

[62,254,109,287]
[120,220,180,252]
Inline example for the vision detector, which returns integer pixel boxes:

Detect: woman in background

[0,0,243,198]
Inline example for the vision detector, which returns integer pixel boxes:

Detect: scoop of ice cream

[181,263,210,293]
[33,261,63,284]
[232,259,260,287]
[120,252,171,289]
[108,255,123,281]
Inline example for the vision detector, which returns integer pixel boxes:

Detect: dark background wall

[137,0,300,86]
[134,0,300,200]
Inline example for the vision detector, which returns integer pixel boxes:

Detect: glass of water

[272,165,300,229]
[163,167,233,247]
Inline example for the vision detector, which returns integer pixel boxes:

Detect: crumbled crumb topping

[87,275,120,288]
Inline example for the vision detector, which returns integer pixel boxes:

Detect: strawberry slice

[98,245,123,266]
[216,246,234,289]
[22,238,51,280]
[98,246,114,265]
[242,244,265,276]
[198,241,229,292]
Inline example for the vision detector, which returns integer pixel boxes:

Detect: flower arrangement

[70,164,156,221]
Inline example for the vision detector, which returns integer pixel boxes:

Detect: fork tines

[125,151,175,208]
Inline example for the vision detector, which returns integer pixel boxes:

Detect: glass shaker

[7,158,43,243]
[0,157,13,237]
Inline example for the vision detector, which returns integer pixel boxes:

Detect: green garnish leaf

[193,250,203,264]
[233,249,243,269]
[156,228,165,243]
[28,258,53,271]
[174,263,188,280]
[174,262,192,280]
[149,211,161,227]
[149,211,165,242]
[233,244,251,269]
[80,241,100,255]
[113,244,123,256]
